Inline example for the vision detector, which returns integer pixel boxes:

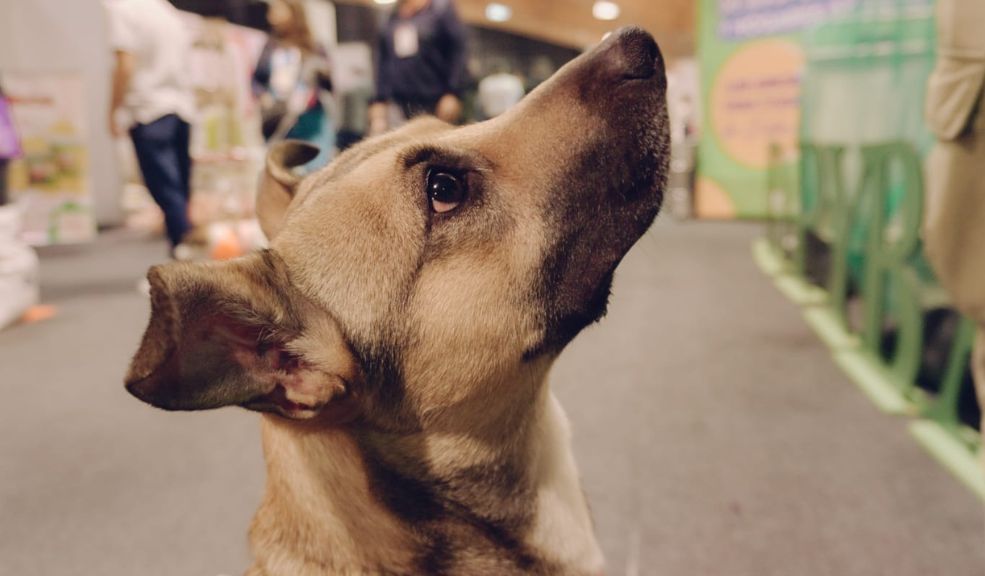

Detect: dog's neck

[247,377,603,576]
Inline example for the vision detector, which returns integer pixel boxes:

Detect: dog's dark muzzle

[579,27,669,213]
[612,27,663,83]
[572,27,668,100]
[514,28,670,352]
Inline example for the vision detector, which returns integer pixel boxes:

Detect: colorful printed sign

[698,0,810,218]
[718,0,857,40]
[697,0,935,219]
[3,72,95,244]
[710,39,804,168]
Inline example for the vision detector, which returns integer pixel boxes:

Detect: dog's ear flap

[257,141,320,241]
[125,251,359,421]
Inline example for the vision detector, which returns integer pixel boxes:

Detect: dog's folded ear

[257,140,320,241]
[125,251,359,421]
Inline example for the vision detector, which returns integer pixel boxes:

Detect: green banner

[697,0,935,219]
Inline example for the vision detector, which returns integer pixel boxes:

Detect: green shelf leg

[925,316,977,428]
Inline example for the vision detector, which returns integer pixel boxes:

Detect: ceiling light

[485,3,512,22]
[593,1,620,21]
[374,0,397,5]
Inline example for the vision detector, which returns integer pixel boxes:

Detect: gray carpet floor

[0,222,982,576]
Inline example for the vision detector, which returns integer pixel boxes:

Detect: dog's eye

[426,171,466,213]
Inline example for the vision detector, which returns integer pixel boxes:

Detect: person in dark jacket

[369,0,468,135]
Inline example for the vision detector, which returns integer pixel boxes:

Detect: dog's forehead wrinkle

[398,142,495,176]
[399,144,438,169]
[292,145,398,211]
[289,117,455,213]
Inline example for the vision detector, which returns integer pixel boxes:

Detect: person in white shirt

[104,0,196,250]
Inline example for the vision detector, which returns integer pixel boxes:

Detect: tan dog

[125,27,668,576]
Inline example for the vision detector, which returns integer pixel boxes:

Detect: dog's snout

[605,27,662,82]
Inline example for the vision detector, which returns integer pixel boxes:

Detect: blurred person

[105,0,195,252]
[369,0,468,135]
[923,0,985,434]
[477,60,525,119]
[253,0,335,168]
[526,55,557,93]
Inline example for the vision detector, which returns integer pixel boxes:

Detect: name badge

[394,23,419,58]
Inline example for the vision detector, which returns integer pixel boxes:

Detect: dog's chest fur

[246,390,603,576]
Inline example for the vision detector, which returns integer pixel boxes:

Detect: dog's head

[126,28,668,428]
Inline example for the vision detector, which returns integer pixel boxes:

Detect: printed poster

[3,72,95,245]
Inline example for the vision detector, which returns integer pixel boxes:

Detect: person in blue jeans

[253,0,334,170]
[128,116,192,249]
[105,0,196,251]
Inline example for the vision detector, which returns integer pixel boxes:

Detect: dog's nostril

[615,27,660,81]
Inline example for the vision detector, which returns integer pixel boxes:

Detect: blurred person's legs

[371,97,439,135]
[924,89,985,439]
[397,96,440,121]
[177,117,192,213]
[129,113,193,249]
[925,0,985,446]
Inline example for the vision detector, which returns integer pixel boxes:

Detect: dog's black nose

[612,27,661,81]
